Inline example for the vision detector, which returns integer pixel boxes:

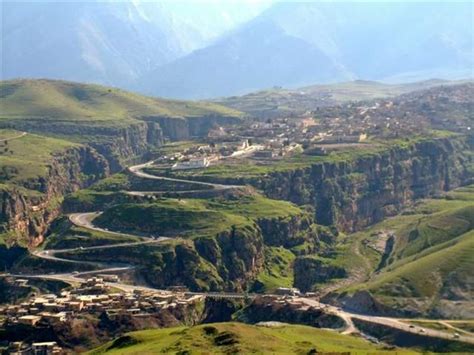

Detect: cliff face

[255,136,472,231]
[3,120,163,172]
[0,146,109,247]
[158,223,265,291]
[293,257,346,292]
[146,116,241,141]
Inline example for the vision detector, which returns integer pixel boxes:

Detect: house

[31,342,62,354]
[97,274,120,283]
[172,158,209,170]
[18,315,42,326]
[254,150,275,159]
[275,287,301,296]
[39,312,67,323]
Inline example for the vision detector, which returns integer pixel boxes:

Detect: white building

[171,158,209,170]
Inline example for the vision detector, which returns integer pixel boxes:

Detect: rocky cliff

[57,211,319,292]
[2,120,163,171]
[255,136,472,231]
[0,146,108,248]
[145,115,241,141]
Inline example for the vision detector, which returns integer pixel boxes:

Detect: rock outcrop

[0,146,109,247]
[251,136,472,231]
[144,115,241,141]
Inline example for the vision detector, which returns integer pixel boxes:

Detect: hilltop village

[155,84,472,171]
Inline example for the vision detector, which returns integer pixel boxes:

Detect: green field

[89,322,412,354]
[254,246,296,292]
[45,217,143,250]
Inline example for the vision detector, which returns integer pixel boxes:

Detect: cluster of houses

[6,341,63,355]
[0,277,203,331]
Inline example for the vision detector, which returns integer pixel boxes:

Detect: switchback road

[13,160,474,347]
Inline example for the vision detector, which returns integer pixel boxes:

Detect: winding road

[13,160,474,347]
[128,161,242,191]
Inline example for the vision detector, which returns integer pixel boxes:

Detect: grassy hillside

[89,322,409,354]
[330,185,474,317]
[0,79,242,126]
[95,194,302,238]
[362,230,473,300]
[0,129,78,185]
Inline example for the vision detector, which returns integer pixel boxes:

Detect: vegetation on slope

[216,79,465,117]
[327,185,474,318]
[0,79,242,126]
[94,194,302,238]
[0,129,78,184]
[89,322,406,354]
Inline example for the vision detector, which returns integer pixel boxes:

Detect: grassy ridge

[0,129,78,184]
[95,194,303,238]
[331,185,474,316]
[89,322,409,354]
[0,79,242,127]
[363,230,473,299]
[163,131,457,180]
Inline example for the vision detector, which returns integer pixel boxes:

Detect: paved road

[296,298,474,344]
[128,161,242,191]
[16,160,474,347]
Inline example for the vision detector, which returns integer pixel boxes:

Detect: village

[154,85,474,173]
[153,100,409,171]
[0,277,205,354]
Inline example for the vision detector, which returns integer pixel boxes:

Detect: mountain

[140,2,473,98]
[0,1,269,87]
[139,19,345,99]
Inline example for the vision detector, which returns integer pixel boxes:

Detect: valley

[0,79,472,353]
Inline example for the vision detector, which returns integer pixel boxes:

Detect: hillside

[326,185,474,319]
[216,79,467,118]
[0,79,242,248]
[89,322,407,354]
[0,79,243,168]
[0,79,241,124]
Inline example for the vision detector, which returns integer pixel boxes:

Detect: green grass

[362,230,474,299]
[0,129,78,184]
[45,218,142,250]
[254,247,296,292]
[95,194,303,238]
[0,79,242,127]
[88,322,411,354]
[326,185,474,317]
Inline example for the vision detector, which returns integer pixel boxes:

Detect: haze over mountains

[2,1,472,98]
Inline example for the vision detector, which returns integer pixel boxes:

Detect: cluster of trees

[0,140,14,155]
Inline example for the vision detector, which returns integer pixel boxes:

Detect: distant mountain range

[2,1,472,98]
